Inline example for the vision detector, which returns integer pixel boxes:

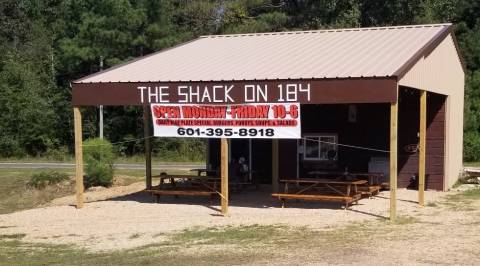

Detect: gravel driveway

[0,185,448,251]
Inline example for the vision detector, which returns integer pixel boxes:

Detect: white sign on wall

[151,103,301,139]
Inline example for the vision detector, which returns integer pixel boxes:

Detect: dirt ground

[0,182,479,264]
[0,185,453,235]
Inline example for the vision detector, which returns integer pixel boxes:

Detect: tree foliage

[0,0,480,161]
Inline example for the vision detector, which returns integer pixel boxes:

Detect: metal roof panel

[75,24,453,83]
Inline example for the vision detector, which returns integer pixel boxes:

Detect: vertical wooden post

[419,90,427,206]
[221,138,229,215]
[390,101,398,221]
[73,107,84,209]
[272,139,279,193]
[143,105,152,190]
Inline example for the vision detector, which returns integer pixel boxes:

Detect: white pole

[99,105,104,139]
[99,56,104,139]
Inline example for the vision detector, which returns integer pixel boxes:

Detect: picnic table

[272,178,367,209]
[308,171,384,197]
[308,171,382,182]
[146,174,220,203]
[190,168,259,191]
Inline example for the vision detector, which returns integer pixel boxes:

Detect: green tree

[0,0,62,156]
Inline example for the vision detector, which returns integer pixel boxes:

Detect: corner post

[73,107,84,208]
[272,139,279,193]
[419,90,427,206]
[390,100,398,221]
[143,105,152,190]
[221,138,229,215]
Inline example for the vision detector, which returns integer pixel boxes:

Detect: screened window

[303,134,338,161]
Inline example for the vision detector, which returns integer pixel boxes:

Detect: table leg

[346,184,351,196]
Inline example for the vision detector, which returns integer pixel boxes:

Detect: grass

[388,215,419,225]
[0,168,189,215]
[437,188,480,211]
[170,225,300,247]
[0,168,76,214]
[0,234,26,240]
[129,233,142,239]
[463,161,480,167]
[0,209,462,265]
[0,170,477,264]
[115,155,204,164]
[0,226,288,266]
[0,155,204,164]
[444,188,480,202]
[0,240,259,266]
[0,224,333,265]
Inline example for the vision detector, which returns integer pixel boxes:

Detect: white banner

[151,103,301,139]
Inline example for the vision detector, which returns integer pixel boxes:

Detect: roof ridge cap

[201,23,453,38]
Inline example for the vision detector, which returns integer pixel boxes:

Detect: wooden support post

[221,138,229,215]
[73,107,84,209]
[390,101,398,221]
[272,139,279,193]
[419,90,427,206]
[143,105,152,190]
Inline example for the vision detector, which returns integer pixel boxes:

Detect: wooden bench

[272,193,361,209]
[145,188,217,203]
[273,178,366,209]
[147,174,220,203]
[357,185,382,198]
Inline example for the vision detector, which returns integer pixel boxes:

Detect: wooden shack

[71,23,465,219]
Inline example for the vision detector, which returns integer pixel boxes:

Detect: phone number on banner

[177,127,275,137]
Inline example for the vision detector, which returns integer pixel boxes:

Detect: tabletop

[280,178,367,185]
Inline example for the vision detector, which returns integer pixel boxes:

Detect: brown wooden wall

[278,140,298,179]
[207,91,446,189]
[297,103,390,177]
[398,88,446,190]
[426,94,446,190]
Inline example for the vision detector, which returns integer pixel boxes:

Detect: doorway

[229,139,252,182]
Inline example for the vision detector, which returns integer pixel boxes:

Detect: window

[303,134,338,161]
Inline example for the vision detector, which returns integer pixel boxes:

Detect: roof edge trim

[73,76,396,85]
[394,24,466,79]
[201,23,452,38]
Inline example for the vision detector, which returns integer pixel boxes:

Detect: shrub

[83,138,115,188]
[464,131,480,162]
[45,146,70,161]
[0,137,23,157]
[28,171,69,189]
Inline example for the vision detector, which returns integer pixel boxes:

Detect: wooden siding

[298,104,390,177]
[207,93,446,190]
[398,88,445,190]
[278,140,298,179]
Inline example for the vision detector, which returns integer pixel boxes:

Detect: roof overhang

[72,78,397,106]
[71,23,464,106]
